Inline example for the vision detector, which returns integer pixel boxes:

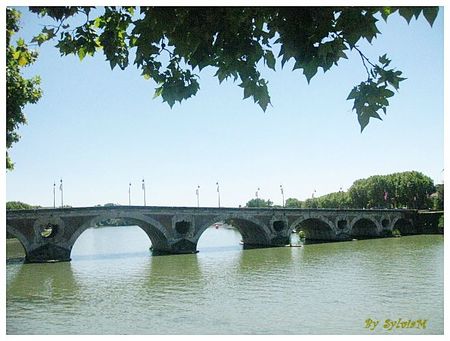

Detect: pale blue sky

[5,7,444,208]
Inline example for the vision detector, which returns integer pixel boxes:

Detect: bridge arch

[290,216,336,241]
[6,224,30,256]
[392,217,415,235]
[68,212,172,253]
[194,214,272,246]
[350,217,380,238]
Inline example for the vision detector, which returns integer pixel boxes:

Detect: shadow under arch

[291,217,336,243]
[350,218,380,239]
[6,224,30,260]
[393,218,415,235]
[68,212,172,255]
[194,214,272,247]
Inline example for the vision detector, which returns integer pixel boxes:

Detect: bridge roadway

[6,205,428,263]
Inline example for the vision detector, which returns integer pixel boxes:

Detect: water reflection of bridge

[6,206,442,263]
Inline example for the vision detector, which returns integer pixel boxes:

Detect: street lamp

[128,182,132,206]
[142,179,146,206]
[53,182,56,209]
[216,182,221,208]
[59,179,64,208]
[195,185,200,207]
[312,189,317,208]
[280,185,285,208]
[196,185,200,208]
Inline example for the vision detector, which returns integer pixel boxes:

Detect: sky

[4,5,445,208]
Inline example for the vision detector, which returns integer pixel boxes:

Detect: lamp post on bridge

[53,182,56,209]
[142,179,146,206]
[256,187,260,207]
[216,182,221,208]
[128,182,132,206]
[280,185,285,208]
[59,179,64,208]
[196,185,200,208]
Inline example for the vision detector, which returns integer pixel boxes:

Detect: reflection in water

[6,226,444,335]
[237,246,294,275]
[141,253,204,294]
[7,262,79,302]
[6,239,26,262]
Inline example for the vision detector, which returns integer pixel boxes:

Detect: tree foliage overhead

[29,6,439,132]
[6,8,42,170]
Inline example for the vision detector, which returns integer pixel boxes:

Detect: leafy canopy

[284,171,436,210]
[28,6,439,132]
[4,7,440,171]
[6,8,42,170]
[245,198,273,208]
[6,201,41,210]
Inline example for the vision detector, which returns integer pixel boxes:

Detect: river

[6,225,444,334]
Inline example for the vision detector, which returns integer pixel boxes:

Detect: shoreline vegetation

[245,171,443,211]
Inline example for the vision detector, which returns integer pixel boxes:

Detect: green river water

[6,225,444,334]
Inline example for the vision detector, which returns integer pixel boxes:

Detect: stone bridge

[6,206,427,263]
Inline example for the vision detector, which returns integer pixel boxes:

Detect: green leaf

[338,51,348,59]
[265,50,276,70]
[258,92,270,112]
[303,63,318,83]
[215,69,227,84]
[93,17,102,28]
[378,54,390,66]
[153,86,163,99]
[42,27,55,39]
[398,8,415,24]
[369,109,382,120]
[18,55,28,66]
[243,85,252,99]
[78,47,86,61]
[383,88,395,98]
[423,7,439,27]
[347,87,359,100]
[381,7,393,21]
[358,112,370,132]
